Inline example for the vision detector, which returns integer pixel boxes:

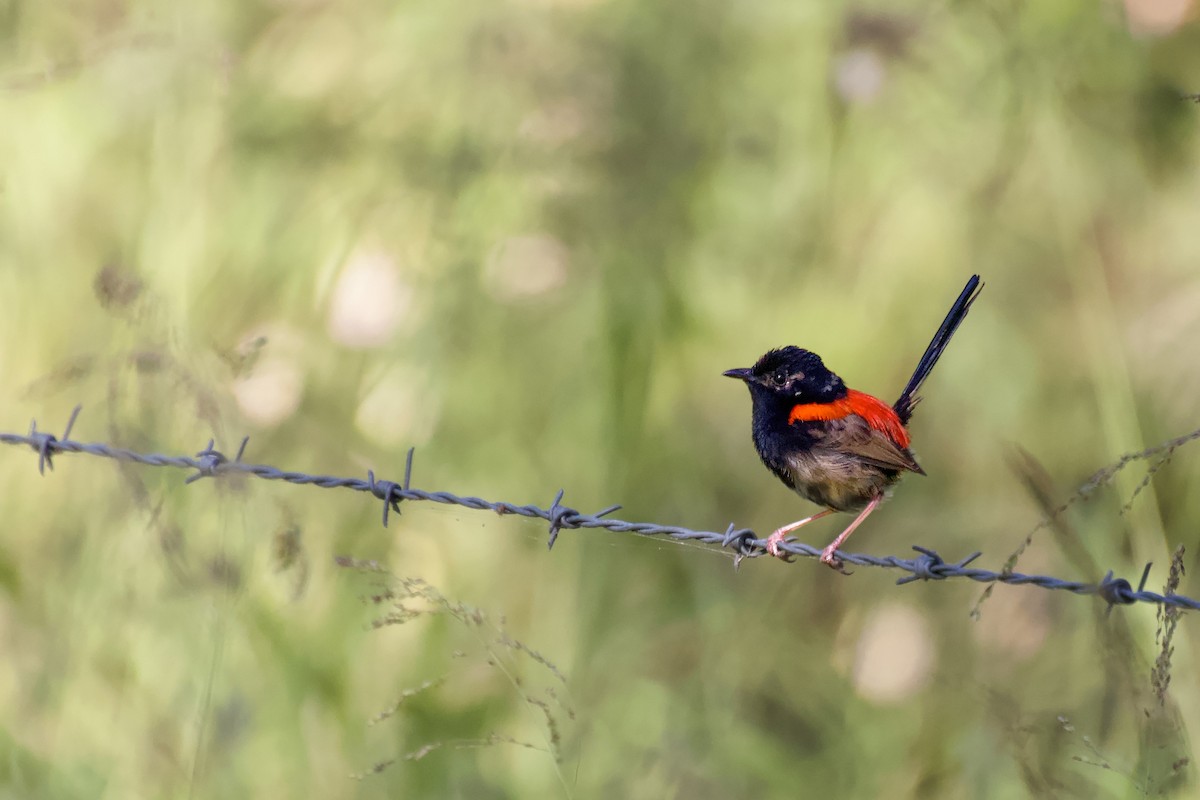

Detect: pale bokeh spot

[327,249,412,348]
[972,583,1053,661]
[484,235,568,302]
[231,324,306,427]
[518,101,587,147]
[354,368,440,447]
[833,48,886,105]
[514,0,604,7]
[233,357,304,428]
[852,603,935,704]
[1124,0,1194,35]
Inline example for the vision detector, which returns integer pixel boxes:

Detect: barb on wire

[3,406,1197,613]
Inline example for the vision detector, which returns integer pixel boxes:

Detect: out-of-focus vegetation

[2,1,1199,797]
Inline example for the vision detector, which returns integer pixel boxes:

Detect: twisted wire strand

[3,406,1194,613]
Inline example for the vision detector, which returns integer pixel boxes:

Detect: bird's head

[723,346,847,405]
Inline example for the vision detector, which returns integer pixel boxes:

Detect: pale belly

[784,448,902,512]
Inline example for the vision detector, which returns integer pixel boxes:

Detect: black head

[723,346,847,404]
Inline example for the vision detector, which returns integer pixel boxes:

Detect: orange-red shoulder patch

[788,389,911,448]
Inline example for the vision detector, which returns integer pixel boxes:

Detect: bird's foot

[763,510,836,562]
[764,530,794,562]
[819,546,853,575]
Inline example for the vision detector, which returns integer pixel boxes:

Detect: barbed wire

[3,406,1196,614]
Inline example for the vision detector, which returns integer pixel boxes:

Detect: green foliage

[1,0,1199,797]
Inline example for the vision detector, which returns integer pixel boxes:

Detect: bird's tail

[893,274,983,424]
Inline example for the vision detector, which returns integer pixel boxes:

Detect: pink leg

[765,509,836,559]
[819,495,882,573]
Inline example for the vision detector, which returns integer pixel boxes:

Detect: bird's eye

[771,369,788,386]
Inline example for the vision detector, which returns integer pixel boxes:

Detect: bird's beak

[722,367,752,381]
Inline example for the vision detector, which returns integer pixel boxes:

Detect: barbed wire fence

[5,406,1198,614]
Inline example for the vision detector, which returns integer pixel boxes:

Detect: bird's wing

[813,415,926,475]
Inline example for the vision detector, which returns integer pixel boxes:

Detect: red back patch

[788,390,911,448]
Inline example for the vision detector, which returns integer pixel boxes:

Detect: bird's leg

[819,495,882,573]
[765,509,835,560]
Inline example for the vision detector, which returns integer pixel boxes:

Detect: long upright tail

[893,274,983,424]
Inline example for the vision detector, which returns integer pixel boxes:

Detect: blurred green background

[2,1,1200,798]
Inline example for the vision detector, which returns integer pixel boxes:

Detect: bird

[723,275,982,572]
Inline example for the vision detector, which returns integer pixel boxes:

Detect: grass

[2,1,1200,797]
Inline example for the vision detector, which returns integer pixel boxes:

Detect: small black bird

[724,275,982,571]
